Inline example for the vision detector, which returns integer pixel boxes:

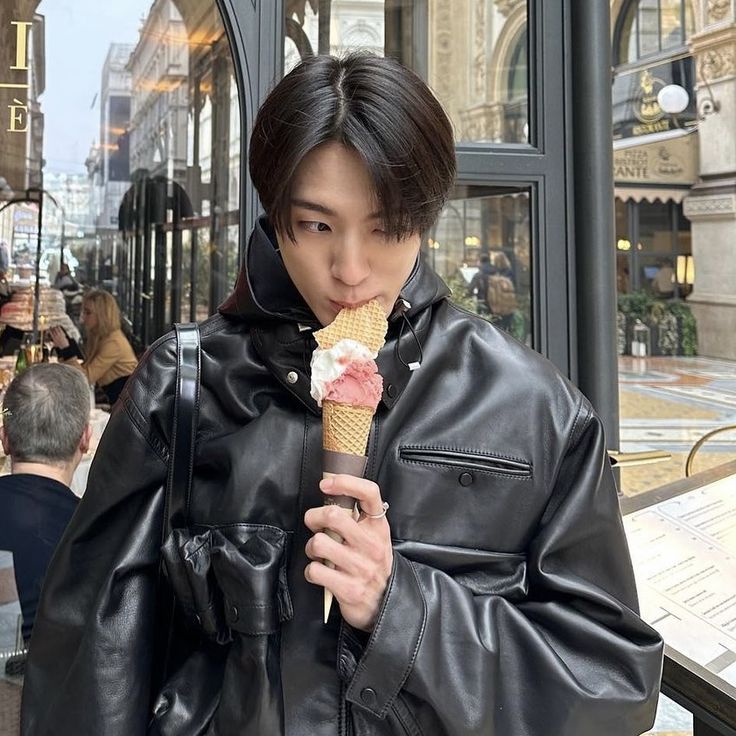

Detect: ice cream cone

[311,300,388,623]
[322,401,374,455]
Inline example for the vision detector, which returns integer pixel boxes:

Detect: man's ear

[0,426,9,456]
[78,424,93,455]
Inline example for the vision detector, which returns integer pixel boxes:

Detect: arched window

[507,30,528,103]
[504,30,528,143]
[616,0,695,65]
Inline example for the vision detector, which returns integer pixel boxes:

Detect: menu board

[623,475,736,690]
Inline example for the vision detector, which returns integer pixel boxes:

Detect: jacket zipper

[399,447,531,477]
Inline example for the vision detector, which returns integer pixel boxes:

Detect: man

[0,364,91,648]
[23,54,662,735]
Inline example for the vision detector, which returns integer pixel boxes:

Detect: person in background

[491,250,515,282]
[0,240,11,310]
[0,364,90,654]
[651,258,675,299]
[467,253,496,314]
[48,289,137,405]
[0,240,10,275]
[52,263,81,295]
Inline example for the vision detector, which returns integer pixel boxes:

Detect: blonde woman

[49,289,137,404]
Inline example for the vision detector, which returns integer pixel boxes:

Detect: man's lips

[329,299,375,311]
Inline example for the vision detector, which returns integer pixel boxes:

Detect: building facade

[610,0,736,358]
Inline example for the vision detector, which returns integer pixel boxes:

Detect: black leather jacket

[22,218,663,735]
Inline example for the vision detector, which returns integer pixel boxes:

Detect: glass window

[426,187,532,346]
[615,198,692,297]
[615,199,632,294]
[283,1,530,144]
[638,0,660,58]
[0,0,241,348]
[616,0,694,64]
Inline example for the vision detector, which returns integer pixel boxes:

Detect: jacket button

[286,371,298,384]
[458,472,474,486]
[360,687,378,707]
[230,604,239,622]
[386,384,397,398]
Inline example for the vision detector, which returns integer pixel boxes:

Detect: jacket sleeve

[21,344,173,735]
[342,403,664,735]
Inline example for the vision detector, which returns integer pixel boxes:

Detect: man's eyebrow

[291,199,335,217]
[290,198,383,221]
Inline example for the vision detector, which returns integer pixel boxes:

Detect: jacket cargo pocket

[161,523,293,642]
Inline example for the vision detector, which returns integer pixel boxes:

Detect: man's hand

[304,474,393,631]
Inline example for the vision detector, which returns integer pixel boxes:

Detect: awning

[614,186,689,204]
[613,128,698,192]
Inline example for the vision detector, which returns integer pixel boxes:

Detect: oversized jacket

[22,218,663,735]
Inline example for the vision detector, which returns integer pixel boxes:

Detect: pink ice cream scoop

[322,359,383,410]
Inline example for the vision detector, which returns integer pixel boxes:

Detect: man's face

[276,142,420,326]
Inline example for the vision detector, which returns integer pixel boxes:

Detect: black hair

[249,53,456,241]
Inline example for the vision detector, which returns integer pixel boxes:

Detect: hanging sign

[613,56,697,140]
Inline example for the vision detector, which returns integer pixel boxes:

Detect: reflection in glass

[424,189,532,346]
[638,0,660,58]
[616,0,694,65]
[283,1,529,144]
[0,0,241,348]
[614,198,691,297]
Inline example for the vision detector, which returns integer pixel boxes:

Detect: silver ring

[359,501,389,520]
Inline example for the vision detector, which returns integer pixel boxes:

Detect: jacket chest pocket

[386,446,534,551]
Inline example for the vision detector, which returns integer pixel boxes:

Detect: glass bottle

[14,345,27,374]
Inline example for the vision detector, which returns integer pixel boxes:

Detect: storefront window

[426,187,532,345]
[284,1,530,144]
[617,0,695,65]
[614,197,692,298]
[0,0,242,347]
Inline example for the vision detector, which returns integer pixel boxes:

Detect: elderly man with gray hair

[0,364,91,651]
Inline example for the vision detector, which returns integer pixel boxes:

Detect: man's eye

[302,221,330,232]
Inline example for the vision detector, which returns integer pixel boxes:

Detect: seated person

[49,289,138,405]
[52,263,81,295]
[0,363,91,645]
[651,259,675,298]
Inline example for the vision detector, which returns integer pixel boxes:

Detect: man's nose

[331,240,370,286]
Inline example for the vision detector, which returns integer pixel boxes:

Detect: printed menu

[623,474,736,688]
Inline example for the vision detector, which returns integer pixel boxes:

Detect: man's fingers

[320,474,386,517]
[304,504,363,542]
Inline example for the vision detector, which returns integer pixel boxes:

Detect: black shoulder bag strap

[163,323,201,538]
[150,323,200,713]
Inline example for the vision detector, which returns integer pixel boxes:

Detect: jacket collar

[219,216,450,413]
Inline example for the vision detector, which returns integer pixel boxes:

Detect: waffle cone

[322,401,374,456]
[314,299,387,354]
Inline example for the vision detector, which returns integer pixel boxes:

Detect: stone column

[684,6,736,358]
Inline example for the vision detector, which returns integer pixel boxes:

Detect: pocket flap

[162,524,292,640]
[210,525,293,635]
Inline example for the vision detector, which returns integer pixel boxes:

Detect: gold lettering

[7,98,28,132]
[631,119,671,136]
[10,21,32,71]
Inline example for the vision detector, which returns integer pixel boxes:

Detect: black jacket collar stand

[219,217,450,414]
